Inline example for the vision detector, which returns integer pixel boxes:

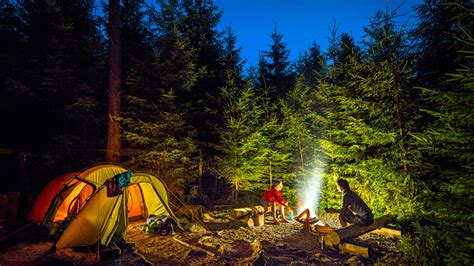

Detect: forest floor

[0,210,403,265]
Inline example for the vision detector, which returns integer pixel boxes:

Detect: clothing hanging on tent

[115,170,132,187]
[105,178,122,197]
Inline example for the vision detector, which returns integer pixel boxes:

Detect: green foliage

[257,25,295,99]
[327,32,360,66]
[121,91,198,193]
[217,77,266,200]
[293,41,325,87]
[179,0,226,149]
[406,22,474,266]
[280,77,320,183]
[318,6,420,219]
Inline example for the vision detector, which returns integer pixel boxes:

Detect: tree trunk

[198,151,203,197]
[106,0,122,162]
[324,214,395,247]
[297,131,306,184]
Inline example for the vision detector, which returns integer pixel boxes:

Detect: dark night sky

[214,0,423,67]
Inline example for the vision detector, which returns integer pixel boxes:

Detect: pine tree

[217,77,265,202]
[403,3,474,263]
[280,76,322,206]
[257,25,294,100]
[413,0,469,88]
[221,24,245,85]
[20,0,104,171]
[294,41,325,87]
[179,0,225,150]
[318,10,419,217]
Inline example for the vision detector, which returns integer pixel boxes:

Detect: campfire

[295,208,318,224]
[294,208,320,236]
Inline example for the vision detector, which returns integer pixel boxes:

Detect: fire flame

[297,164,325,216]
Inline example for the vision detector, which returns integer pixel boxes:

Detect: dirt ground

[0,211,403,265]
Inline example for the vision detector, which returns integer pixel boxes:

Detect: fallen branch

[172,235,215,257]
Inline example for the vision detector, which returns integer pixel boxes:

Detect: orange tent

[28,172,80,223]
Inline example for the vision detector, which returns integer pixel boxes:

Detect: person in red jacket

[262,180,290,224]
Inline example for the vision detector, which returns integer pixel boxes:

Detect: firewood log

[240,216,254,227]
[338,243,370,258]
[231,208,252,219]
[371,226,402,238]
[315,224,334,234]
[324,214,395,247]
[230,205,265,219]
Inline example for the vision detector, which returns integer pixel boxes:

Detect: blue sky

[214,0,423,67]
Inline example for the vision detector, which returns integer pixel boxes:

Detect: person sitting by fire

[330,179,374,227]
[262,180,291,224]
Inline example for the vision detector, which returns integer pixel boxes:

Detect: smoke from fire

[297,163,325,216]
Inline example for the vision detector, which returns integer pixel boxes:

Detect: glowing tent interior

[28,163,177,249]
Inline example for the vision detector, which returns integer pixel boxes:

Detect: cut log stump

[253,213,265,226]
[324,214,395,247]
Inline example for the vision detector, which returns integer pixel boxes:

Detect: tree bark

[324,214,395,247]
[106,0,122,162]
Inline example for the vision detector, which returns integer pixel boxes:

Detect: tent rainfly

[28,163,177,249]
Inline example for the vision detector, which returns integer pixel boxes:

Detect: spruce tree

[0,1,27,147]
[106,0,123,163]
[294,41,325,87]
[217,77,266,202]
[20,0,104,171]
[121,90,198,196]
[280,76,321,206]
[328,32,360,66]
[318,10,419,217]
[257,25,294,100]
[413,0,468,88]
[404,3,474,263]
[121,0,201,197]
[221,24,245,85]
[179,0,225,153]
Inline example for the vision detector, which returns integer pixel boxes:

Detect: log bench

[324,214,396,247]
[230,206,266,227]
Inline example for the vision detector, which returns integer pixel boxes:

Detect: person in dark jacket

[262,180,290,224]
[336,179,374,227]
